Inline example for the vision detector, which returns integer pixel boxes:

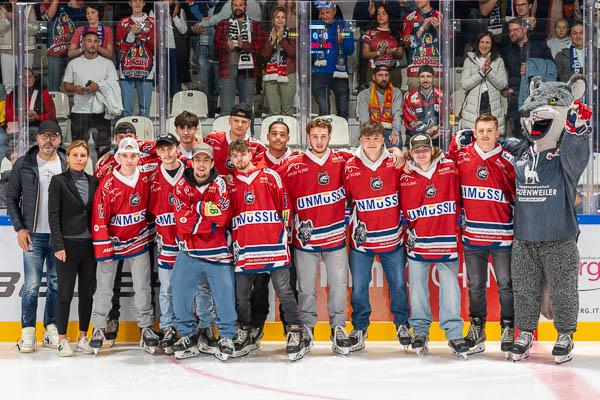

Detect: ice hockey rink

[2,341,600,400]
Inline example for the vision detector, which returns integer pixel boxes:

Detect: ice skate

[331,325,351,355]
[552,333,574,365]
[302,325,314,353]
[500,320,515,360]
[173,334,201,359]
[251,326,264,345]
[57,338,74,357]
[197,326,219,355]
[348,329,367,352]
[232,324,255,358]
[90,328,105,355]
[286,325,308,361]
[140,327,160,354]
[159,327,176,355]
[449,338,470,360]
[16,327,36,353]
[75,336,94,354]
[396,324,412,353]
[464,317,486,355]
[43,324,60,349]
[105,319,119,348]
[412,333,429,356]
[215,337,234,361]
[511,330,534,362]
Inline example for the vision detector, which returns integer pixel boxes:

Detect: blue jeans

[47,56,69,92]
[407,260,463,340]
[21,233,58,328]
[172,252,236,338]
[349,247,409,331]
[218,66,255,115]
[119,79,153,117]
[311,73,349,119]
[196,274,217,328]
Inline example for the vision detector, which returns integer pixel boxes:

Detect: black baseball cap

[37,120,61,136]
[156,132,179,147]
[230,104,253,120]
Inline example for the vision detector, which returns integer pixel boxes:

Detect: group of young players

[82,103,526,362]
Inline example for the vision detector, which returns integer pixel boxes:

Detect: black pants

[55,239,97,335]
[249,265,299,328]
[70,112,111,157]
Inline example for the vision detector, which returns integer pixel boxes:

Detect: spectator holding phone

[63,31,120,158]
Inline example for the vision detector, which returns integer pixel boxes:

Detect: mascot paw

[566,100,592,134]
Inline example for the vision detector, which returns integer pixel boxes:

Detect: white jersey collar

[265,147,292,166]
[305,147,331,167]
[235,169,261,186]
[113,167,140,188]
[411,153,444,180]
[356,146,389,172]
[160,161,184,186]
[474,142,502,161]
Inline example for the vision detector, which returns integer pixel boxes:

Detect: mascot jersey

[343,147,403,254]
[203,131,267,176]
[278,148,353,252]
[230,168,291,274]
[92,168,151,261]
[399,155,460,262]
[447,140,516,249]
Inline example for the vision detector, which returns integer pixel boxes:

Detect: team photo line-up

[7,72,592,363]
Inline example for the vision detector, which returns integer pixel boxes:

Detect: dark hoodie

[6,145,67,233]
[183,165,218,188]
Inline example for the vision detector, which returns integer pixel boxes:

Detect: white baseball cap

[116,137,140,156]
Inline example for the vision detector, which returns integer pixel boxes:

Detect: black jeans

[55,239,97,335]
[236,268,300,327]
[250,264,298,328]
[464,247,514,323]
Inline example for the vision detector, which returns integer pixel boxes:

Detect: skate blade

[511,350,530,362]
[198,344,218,355]
[349,343,365,352]
[466,343,485,355]
[161,346,174,355]
[214,352,231,361]
[451,351,469,360]
[175,348,200,359]
[415,347,429,356]
[554,354,573,365]
[332,345,350,355]
[142,345,157,355]
[106,340,116,348]
[93,348,100,355]
[503,351,512,361]
[288,347,309,362]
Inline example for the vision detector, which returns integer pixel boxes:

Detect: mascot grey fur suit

[506,74,592,364]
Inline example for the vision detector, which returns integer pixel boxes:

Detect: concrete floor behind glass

[2,341,600,400]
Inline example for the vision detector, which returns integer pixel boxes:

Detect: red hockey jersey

[278,148,352,252]
[230,168,291,273]
[203,130,267,176]
[172,169,232,264]
[149,162,185,268]
[344,148,403,253]
[116,15,156,80]
[94,140,157,180]
[255,148,294,169]
[399,155,460,262]
[447,141,515,249]
[92,168,152,261]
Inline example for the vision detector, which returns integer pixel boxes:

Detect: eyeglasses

[38,133,60,141]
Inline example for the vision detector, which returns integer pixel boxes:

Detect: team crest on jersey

[244,191,255,205]
[97,204,105,219]
[232,241,241,264]
[168,192,176,206]
[407,228,416,252]
[130,193,141,206]
[460,209,467,231]
[226,158,235,169]
[425,184,436,198]
[370,177,383,191]
[477,165,489,180]
[318,172,330,185]
[353,220,368,246]
[298,220,314,246]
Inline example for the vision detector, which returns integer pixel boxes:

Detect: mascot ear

[529,76,543,94]
[567,74,586,100]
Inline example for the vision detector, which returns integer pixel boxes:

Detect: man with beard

[7,121,67,353]
[63,30,120,158]
[357,65,403,148]
[213,0,265,114]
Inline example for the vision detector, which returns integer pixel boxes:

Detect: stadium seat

[260,115,299,146]
[171,90,208,119]
[116,116,154,141]
[319,115,350,147]
[166,116,177,135]
[149,91,160,119]
[50,91,71,143]
[212,115,251,136]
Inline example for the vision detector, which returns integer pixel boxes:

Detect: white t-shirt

[63,55,119,114]
[35,155,62,233]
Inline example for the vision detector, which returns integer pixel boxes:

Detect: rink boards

[0,215,599,342]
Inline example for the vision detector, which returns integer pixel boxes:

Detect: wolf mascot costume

[503,74,592,364]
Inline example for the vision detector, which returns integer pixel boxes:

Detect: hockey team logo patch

[353,220,368,246]
[226,158,235,170]
[370,176,383,191]
[168,192,176,206]
[244,191,255,205]
[130,193,141,206]
[318,172,330,185]
[425,184,436,198]
[460,209,467,231]
[97,204,105,219]
[297,220,314,246]
[477,165,489,180]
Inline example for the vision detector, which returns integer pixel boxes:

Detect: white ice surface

[2,342,600,400]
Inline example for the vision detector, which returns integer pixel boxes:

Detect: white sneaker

[75,336,94,354]
[57,339,74,357]
[16,327,36,353]
[43,324,60,349]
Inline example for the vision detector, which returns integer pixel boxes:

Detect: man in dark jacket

[6,120,67,353]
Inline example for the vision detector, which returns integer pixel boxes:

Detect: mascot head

[520,74,586,152]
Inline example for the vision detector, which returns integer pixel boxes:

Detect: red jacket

[116,15,155,80]
[213,17,265,78]
[6,89,56,123]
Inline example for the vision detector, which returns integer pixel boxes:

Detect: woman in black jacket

[48,140,99,357]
